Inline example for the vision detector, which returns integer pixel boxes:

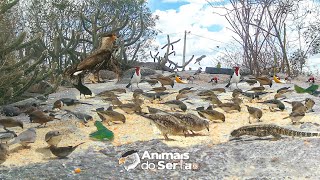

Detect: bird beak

[119,157,126,165]
[206,127,210,131]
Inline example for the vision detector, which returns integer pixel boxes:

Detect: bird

[94,107,126,125]
[148,87,166,93]
[161,100,187,112]
[1,105,21,117]
[49,142,84,158]
[284,111,306,125]
[231,97,243,105]
[103,97,123,107]
[197,90,216,99]
[245,105,263,124]
[243,79,257,86]
[68,34,117,76]
[146,106,166,114]
[52,98,92,110]
[210,88,226,94]
[171,113,210,135]
[141,114,187,141]
[232,89,243,98]
[9,128,37,147]
[0,144,9,165]
[305,98,315,112]
[155,75,174,88]
[29,110,60,127]
[0,131,17,143]
[277,87,291,93]
[73,75,92,98]
[179,87,193,93]
[197,107,225,122]
[132,97,144,106]
[108,88,127,94]
[187,76,195,84]
[248,86,265,92]
[307,76,315,84]
[63,110,93,125]
[144,79,158,86]
[45,130,63,147]
[194,67,202,79]
[176,90,196,100]
[140,92,161,102]
[208,77,219,85]
[97,90,118,98]
[0,118,23,132]
[114,103,142,114]
[255,76,272,87]
[132,89,144,99]
[241,92,263,102]
[258,99,285,111]
[214,102,241,112]
[225,66,241,89]
[126,67,141,91]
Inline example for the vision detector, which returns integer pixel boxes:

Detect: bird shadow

[9,146,30,153]
[35,147,53,160]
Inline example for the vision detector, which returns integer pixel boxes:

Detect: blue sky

[146,0,234,69]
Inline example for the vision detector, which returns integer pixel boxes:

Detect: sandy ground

[1,71,319,167]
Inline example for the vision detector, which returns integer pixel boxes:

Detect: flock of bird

[0,65,317,165]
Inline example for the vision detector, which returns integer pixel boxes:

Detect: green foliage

[0,1,59,105]
[89,121,114,141]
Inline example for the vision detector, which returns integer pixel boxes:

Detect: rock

[99,70,117,80]
[1,106,21,116]
[27,81,53,94]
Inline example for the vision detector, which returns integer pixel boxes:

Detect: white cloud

[149,1,238,70]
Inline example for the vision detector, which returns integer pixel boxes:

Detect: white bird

[225,66,241,89]
[126,67,141,91]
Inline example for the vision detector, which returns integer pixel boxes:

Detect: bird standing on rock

[225,66,241,89]
[197,107,225,122]
[141,114,187,141]
[73,75,92,98]
[94,107,126,125]
[171,113,210,135]
[161,100,187,112]
[9,128,37,147]
[155,75,174,88]
[255,76,272,87]
[0,118,23,132]
[29,110,60,127]
[0,131,17,143]
[53,98,92,110]
[45,130,63,147]
[126,67,141,91]
[49,142,84,158]
[245,105,263,124]
[259,99,285,112]
[0,144,9,165]
[305,98,315,112]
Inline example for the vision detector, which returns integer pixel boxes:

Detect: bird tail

[225,82,230,88]
[126,83,131,88]
[73,71,83,76]
[80,102,93,105]
[8,138,18,145]
[74,142,85,148]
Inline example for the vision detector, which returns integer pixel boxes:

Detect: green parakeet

[294,84,319,95]
[89,121,114,141]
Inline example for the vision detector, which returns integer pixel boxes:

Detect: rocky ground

[1,70,320,179]
[1,137,320,179]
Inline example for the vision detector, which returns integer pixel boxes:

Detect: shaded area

[1,138,320,179]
